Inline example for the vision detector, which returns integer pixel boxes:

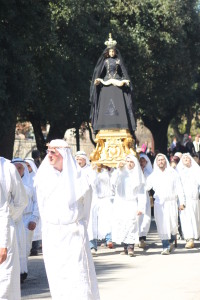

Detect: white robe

[12,161,39,274]
[146,167,185,240]
[32,217,42,242]
[112,167,146,244]
[23,178,39,255]
[80,165,98,241]
[91,169,114,240]
[15,216,27,274]
[87,195,98,241]
[36,166,100,300]
[178,167,200,239]
[138,154,153,237]
[15,181,39,274]
[29,172,42,242]
[138,168,152,237]
[0,158,28,300]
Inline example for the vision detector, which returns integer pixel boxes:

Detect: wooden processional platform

[90,129,137,168]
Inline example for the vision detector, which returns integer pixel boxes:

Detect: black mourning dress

[89,49,136,136]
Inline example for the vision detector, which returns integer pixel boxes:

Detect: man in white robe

[24,158,42,256]
[146,154,185,255]
[92,165,114,250]
[75,151,98,255]
[35,140,100,300]
[112,154,146,256]
[0,157,27,300]
[138,153,152,248]
[176,153,200,248]
[11,158,39,282]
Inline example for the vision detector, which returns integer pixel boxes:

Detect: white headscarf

[35,139,89,207]
[153,153,170,171]
[75,150,90,166]
[0,157,12,200]
[24,157,38,174]
[11,158,31,188]
[176,153,200,177]
[139,153,153,177]
[11,157,33,198]
[148,154,177,203]
[174,152,182,159]
[125,154,146,188]
[176,153,200,201]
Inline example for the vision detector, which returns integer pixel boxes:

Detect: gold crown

[104,33,117,48]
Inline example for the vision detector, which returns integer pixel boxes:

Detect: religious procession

[1,3,200,299]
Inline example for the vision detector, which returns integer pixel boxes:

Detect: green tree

[23,0,113,155]
[108,0,200,152]
[48,0,200,153]
[0,0,52,158]
[1,0,200,157]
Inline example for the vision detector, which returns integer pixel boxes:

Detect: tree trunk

[142,116,171,154]
[185,107,193,135]
[30,116,46,159]
[75,126,80,151]
[47,121,67,143]
[171,122,183,143]
[86,121,96,147]
[0,117,16,160]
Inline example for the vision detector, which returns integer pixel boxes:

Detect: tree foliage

[0,0,200,158]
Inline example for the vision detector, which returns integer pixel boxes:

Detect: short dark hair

[32,149,40,159]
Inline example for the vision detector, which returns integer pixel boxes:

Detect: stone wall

[13,120,154,159]
[135,120,154,152]
[13,138,94,159]
[13,139,37,159]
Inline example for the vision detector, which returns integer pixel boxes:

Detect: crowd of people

[168,134,200,162]
[1,136,200,300]
[75,144,200,258]
[0,151,41,299]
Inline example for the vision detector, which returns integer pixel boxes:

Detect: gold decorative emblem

[90,129,137,167]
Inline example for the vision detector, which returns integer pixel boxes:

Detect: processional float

[89,34,137,167]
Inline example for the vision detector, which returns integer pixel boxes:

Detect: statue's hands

[124,80,130,86]
[94,78,101,85]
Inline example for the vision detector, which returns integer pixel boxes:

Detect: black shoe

[20,274,24,284]
[30,249,38,256]
[20,272,28,283]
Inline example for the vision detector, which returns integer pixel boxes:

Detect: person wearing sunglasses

[35,140,100,300]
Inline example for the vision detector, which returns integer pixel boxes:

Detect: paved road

[21,220,200,300]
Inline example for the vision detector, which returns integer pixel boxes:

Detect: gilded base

[90,129,137,167]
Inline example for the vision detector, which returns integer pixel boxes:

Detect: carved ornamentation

[90,129,136,167]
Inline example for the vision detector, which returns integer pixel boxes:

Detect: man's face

[182,155,191,168]
[47,148,63,171]
[170,161,177,169]
[139,157,147,169]
[156,155,167,171]
[76,156,86,168]
[126,158,135,170]
[25,162,33,173]
[14,163,24,177]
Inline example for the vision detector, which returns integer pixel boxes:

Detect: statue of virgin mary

[89,34,136,136]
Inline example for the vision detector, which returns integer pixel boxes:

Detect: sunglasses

[46,149,57,155]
